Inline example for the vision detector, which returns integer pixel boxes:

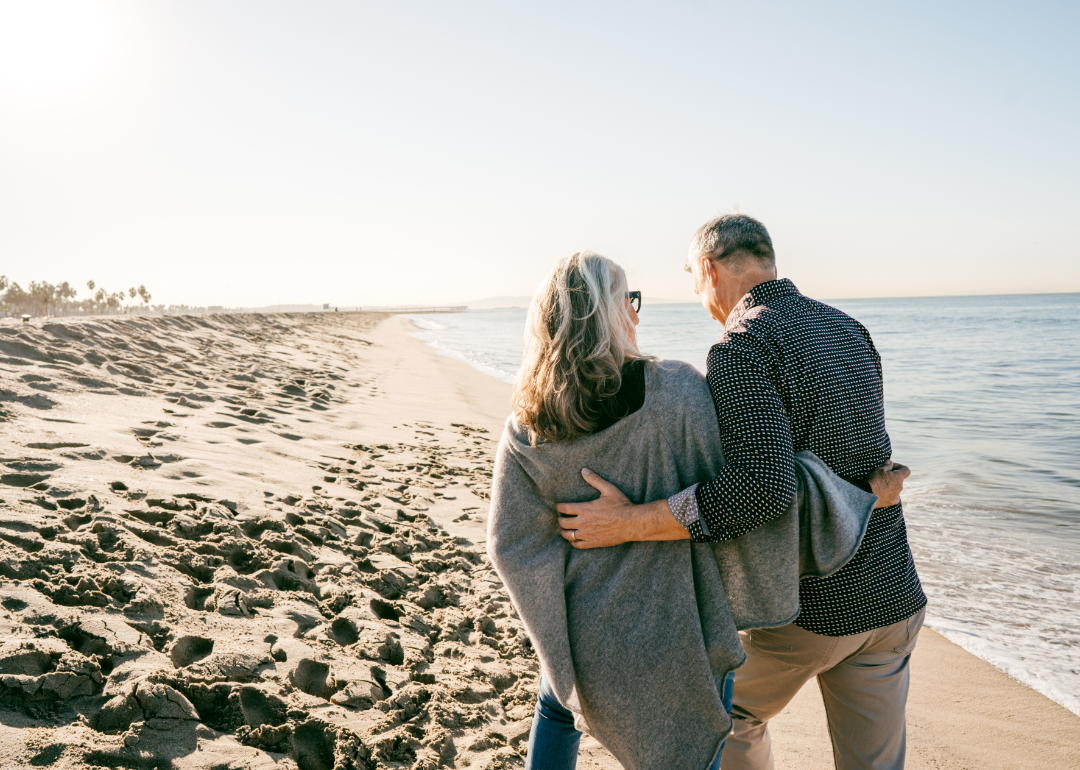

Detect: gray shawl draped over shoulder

[487,360,876,770]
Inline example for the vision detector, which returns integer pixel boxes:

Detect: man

[557,214,926,770]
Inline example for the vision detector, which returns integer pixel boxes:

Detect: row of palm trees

[0,277,154,318]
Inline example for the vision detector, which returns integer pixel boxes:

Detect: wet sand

[0,312,1076,769]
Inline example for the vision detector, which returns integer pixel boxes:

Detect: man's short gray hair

[686,214,775,273]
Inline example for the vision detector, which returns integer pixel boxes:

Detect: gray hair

[513,251,644,445]
[686,214,775,273]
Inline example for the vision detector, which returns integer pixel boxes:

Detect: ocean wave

[408,313,519,384]
[409,317,450,331]
[905,483,1080,716]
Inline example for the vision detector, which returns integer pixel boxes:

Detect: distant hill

[465,295,695,309]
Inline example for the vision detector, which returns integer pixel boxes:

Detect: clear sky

[1,0,1077,308]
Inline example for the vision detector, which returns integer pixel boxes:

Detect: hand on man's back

[868,461,910,508]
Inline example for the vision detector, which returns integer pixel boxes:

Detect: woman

[487,252,883,770]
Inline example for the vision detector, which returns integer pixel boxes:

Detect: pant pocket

[750,625,835,669]
[750,627,793,658]
[892,607,926,655]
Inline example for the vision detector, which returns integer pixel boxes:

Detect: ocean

[410,292,1080,715]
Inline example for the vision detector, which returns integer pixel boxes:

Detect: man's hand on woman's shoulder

[868,461,910,508]
[555,469,691,549]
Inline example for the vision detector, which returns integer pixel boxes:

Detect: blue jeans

[525,671,736,770]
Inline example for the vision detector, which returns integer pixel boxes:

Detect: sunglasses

[627,291,641,313]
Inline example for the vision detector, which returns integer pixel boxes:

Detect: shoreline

[0,312,1076,768]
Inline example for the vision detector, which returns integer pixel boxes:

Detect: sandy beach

[1,312,1077,770]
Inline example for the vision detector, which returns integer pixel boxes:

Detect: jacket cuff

[669,484,708,537]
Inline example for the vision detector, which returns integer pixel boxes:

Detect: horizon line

[455,288,1080,308]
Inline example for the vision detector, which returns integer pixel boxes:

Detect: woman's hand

[867,461,910,508]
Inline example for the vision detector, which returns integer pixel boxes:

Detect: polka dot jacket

[668,279,926,636]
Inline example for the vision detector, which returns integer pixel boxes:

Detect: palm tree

[28,281,57,317]
[57,282,76,316]
[2,282,26,317]
[0,279,154,317]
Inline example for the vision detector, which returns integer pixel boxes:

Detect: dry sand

[0,312,1076,770]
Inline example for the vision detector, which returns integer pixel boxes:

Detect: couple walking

[487,214,927,770]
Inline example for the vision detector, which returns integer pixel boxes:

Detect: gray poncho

[487,360,876,769]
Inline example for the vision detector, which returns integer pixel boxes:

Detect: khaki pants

[720,608,925,770]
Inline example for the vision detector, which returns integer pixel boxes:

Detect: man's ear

[701,257,718,288]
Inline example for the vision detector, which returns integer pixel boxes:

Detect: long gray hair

[513,251,644,445]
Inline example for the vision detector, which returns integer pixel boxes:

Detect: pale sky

[1,0,1077,308]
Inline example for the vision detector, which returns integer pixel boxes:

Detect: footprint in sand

[0,458,59,489]
[291,720,337,770]
[0,387,56,410]
[20,374,59,392]
[290,659,336,700]
[328,617,360,646]
[132,427,162,447]
[169,635,215,668]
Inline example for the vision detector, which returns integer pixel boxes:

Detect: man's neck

[721,269,778,320]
